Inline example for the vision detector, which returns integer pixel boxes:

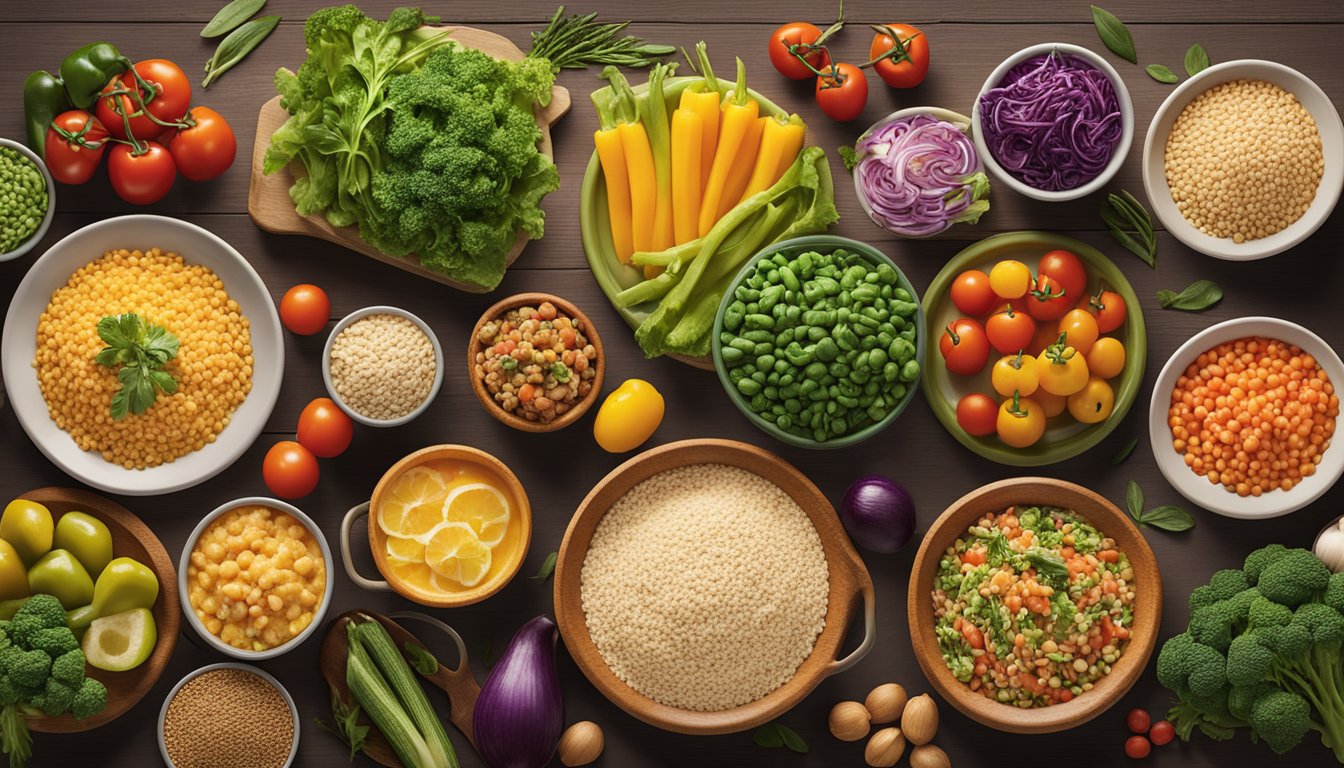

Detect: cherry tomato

[279,284,331,336]
[1013,273,1073,322]
[985,304,1036,355]
[168,106,236,182]
[997,392,1046,448]
[1038,249,1087,301]
[989,260,1031,299]
[1027,320,1060,356]
[1036,334,1090,396]
[1149,720,1175,746]
[868,23,929,89]
[1126,709,1151,734]
[956,393,998,437]
[262,440,319,499]
[1067,377,1115,424]
[815,63,868,122]
[991,351,1039,397]
[1086,337,1126,379]
[43,111,108,185]
[107,142,176,205]
[1081,288,1128,334]
[96,60,191,142]
[950,270,997,316]
[297,398,354,458]
[1057,308,1100,355]
[1124,735,1151,759]
[1034,388,1067,418]
[939,318,990,376]
[769,22,830,80]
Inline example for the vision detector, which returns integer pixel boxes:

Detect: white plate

[1,215,283,496]
[1141,60,1344,261]
[1148,317,1344,519]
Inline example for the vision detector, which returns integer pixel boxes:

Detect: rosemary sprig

[1101,190,1157,267]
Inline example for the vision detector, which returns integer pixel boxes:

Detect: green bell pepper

[66,556,159,635]
[59,41,132,110]
[22,70,69,156]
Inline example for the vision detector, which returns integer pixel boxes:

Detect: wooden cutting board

[247,26,571,293]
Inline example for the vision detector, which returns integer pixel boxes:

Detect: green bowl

[711,235,927,450]
[921,232,1147,466]
[580,78,792,367]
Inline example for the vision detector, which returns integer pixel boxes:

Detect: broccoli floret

[49,649,84,687]
[1189,584,1221,611]
[1244,544,1291,585]
[70,677,106,720]
[1227,633,1275,686]
[1190,603,1238,653]
[1257,548,1329,607]
[1157,632,1229,698]
[1251,690,1313,754]
[1229,681,1276,721]
[0,677,26,707]
[39,678,74,717]
[30,627,78,659]
[7,650,50,689]
[7,595,66,648]
[1248,595,1293,629]
[1210,569,1251,599]
[1326,572,1344,614]
[1256,623,1313,660]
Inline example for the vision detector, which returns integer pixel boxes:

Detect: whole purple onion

[839,475,917,553]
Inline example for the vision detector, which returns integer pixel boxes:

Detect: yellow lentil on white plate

[329,313,436,420]
[580,464,829,712]
[1164,79,1324,243]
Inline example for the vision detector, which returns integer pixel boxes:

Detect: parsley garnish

[93,313,180,419]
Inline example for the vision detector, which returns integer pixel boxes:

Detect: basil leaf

[403,642,439,676]
[1126,480,1144,522]
[1091,5,1137,64]
[201,0,266,38]
[531,551,558,580]
[1146,64,1180,84]
[777,723,809,754]
[1112,437,1139,465]
[752,723,785,749]
[1158,280,1223,311]
[203,14,281,87]
[1142,505,1196,532]
[1185,43,1210,76]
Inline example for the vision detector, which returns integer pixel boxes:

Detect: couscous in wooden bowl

[553,438,875,735]
[907,477,1162,734]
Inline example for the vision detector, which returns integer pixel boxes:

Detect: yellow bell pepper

[718,116,766,220]
[698,58,759,237]
[679,42,722,194]
[599,68,657,257]
[738,113,807,204]
[670,109,704,246]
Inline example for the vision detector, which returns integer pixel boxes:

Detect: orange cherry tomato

[951,270,997,317]
[297,398,354,458]
[262,441,319,499]
[1034,388,1067,418]
[1057,308,1100,355]
[1086,337,1126,379]
[279,284,330,336]
[956,393,999,437]
[985,304,1036,355]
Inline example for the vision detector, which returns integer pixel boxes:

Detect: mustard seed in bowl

[161,666,296,768]
[327,311,439,422]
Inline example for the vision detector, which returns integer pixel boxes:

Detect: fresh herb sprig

[1126,480,1195,532]
[1158,280,1223,312]
[94,313,180,419]
[531,551,558,580]
[204,14,281,88]
[753,721,808,753]
[201,0,265,37]
[529,6,675,70]
[1100,190,1157,267]
[315,686,370,761]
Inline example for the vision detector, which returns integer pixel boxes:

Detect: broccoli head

[70,677,106,720]
[49,649,84,687]
[7,595,66,647]
[1229,681,1276,721]
[1257,548,1329,607]
[1226,633,1275,686]
[1251,690,1313,754]
[1326,571,1344,614]
[39,678,74,717]
[7,649,50,689]
[1244,544,1291,585]
[1157,632,1229,699]
[1248,595,1293,629]
[30,627,78,659]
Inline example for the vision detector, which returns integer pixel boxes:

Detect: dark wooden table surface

[3,1,1343,766]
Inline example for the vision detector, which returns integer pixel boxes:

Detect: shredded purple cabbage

[978,52,1122,191]
[855,114,990,238]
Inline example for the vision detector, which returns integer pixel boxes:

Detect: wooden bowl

[467,293,605,433]
[906,478,1162,734]
[350,446,532,608]
[19,487,179,733]
[554,439,876,735]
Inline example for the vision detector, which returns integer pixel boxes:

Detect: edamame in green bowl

[711,236,925,450]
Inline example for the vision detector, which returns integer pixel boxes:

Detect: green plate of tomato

[921,232,1146,466]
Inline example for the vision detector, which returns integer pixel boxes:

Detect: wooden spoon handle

[387,612,482,747]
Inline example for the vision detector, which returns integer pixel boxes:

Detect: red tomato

[768,22,830,79]
[97,59,191,141]
[44,111,108,185]
[1012,273,1072,322]
[1081,288,1128,334]
[1124,735,1151,759]
[956,393,999,437]
[815,63,867,122]
[107,142,176,205]
[1126,708,1151,734]
[1148,720,1175,746]
[279,284,331,336]
[950,270,997,317]
[939,318,990,376]
[297,398,354,458]
[263,441,319,499]
[168,106,236,182]
[868,23,929,89]
[1027,320,1061,357]
[985,304,1036,355]
[1038,250,1087,301]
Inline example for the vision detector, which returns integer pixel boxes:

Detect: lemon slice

[443,483,510,548]
[378,467,449,539]
[385,535,426,565]
[425,522,492,587]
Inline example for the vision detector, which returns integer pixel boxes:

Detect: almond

[901,694,939,745]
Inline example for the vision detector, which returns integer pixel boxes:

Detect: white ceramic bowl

[0,215,284,495]
[0,137,56,262]
[1148,317,1344,519]
[322,305,444,427]
[972,43,1134,202]
[178,497,335,660]
[157,662,299,768]
[1141,60,1344,261]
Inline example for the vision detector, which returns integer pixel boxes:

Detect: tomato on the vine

[1037,249,1087,301]
[956,393,998,437]
[44,111,108,185]
[1013,273,1073,322]
[768,22,831,79]
[867,23,929,88]
[97,59,191,141]
[939,317,989,376]
[815,63,867,122]
[107,142,176,205]
[1080,288,1127,333]
[168,106,236,182]
[950,270,996,316]
[985,304,1036,355]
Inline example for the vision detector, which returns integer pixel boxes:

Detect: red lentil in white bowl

[322,305,444,427]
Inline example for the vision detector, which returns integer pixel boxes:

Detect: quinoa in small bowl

[322,306,444,427]
[468,293,605,432]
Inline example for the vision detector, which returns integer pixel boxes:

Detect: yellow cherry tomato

[1067,377,1115,424]
[0,540,30,602]
[1057,309,1100,355]
[1036,333,1090,396]
[991,351,1039,397]
[593,379,665,453]
[1034,388,1068,418]
[997,391,1046,448]
[989,260,1032,299]
[1086,337,1126,379]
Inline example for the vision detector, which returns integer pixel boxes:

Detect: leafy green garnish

[1100,190,1156,267]
[1091,5,1137,64]
[1025,550,1070,586]
[1125,480,1195,532]
[838,145,859,172]
[1184,43,1210,76]
[752,721,808,753]
[1146,64,1180,84]
[314,686,369,761]
[1112,437,1139,465]
[1158,280,1223,312]
[94,314,180,419]
[403,642,438,676]
[531,551,558,581]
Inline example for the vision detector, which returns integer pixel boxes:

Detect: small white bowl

[1148,317,1344,519]
[1141,60,1344,261]
[322,305,444,427]
[158,662,299,768]
[0,137,55,262]
[972,43,1134,202]
[178,497,335,660]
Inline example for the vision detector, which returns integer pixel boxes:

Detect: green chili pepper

[60,42,133,110]
[22,70,70,156]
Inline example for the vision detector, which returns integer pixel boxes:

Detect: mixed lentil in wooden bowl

[468,292,604,432]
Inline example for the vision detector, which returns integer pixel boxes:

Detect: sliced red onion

[856,114,990,238]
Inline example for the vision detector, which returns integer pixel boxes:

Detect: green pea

[829,418,847,436]
[774,359,791,375]
[756,354,776,370]
[836,394,859,408]
[803,309,834,326]
[744,313,774,332]
[868,348,888,369]
[736,378,762,396]
[764,386,779,400]
[850,368,871,385]
[753,342,773,356]
[784,305,801,323]
[766,372,780,387]
[784,397,802,413]
[876,263,898,285]
[828,361,850,379]
[729,367,747,384]
[894,287,912,302]
[759,284,785,312]
[799,378,819,395]
[720,346,745,365]
[815,337,839,362]
[900,360,921,383]
[867,402,887,423]
[751,371,767,384]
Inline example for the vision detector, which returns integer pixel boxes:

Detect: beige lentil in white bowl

[322,306,444,427]
[1142,60,1344,261]
[157,663,299,768]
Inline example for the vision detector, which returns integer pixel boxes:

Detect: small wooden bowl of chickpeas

[179,497,335,659]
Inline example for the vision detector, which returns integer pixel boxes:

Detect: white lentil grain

[329,313,436,420]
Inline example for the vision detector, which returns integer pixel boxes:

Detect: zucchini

[353,620,459,768]
[346,624,439,768]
